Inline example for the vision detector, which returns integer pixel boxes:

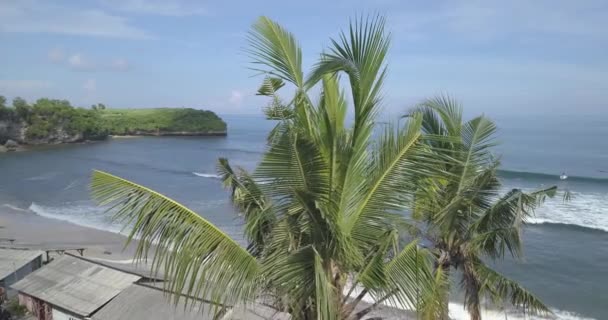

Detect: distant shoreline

[111,130,227,137]
[0,133,228,153]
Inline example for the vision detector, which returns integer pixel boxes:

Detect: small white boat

[560,172,568,180]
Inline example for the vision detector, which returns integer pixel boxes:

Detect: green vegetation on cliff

[100,108,226,135]
[0,95,226,144]
[0,96,107,143]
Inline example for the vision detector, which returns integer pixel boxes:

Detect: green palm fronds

[90,16,557,320]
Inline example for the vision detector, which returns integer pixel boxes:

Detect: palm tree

[408,96,556,319]
[91,16,444,319]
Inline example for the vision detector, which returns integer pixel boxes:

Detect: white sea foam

[446,303,595,320]
[1,203,28,212]
[525,190,608,232]
[63,179,80,191]
[24,171,59,181]
[28,202,125,235]
[345,283,595,319]
[192,172,221,179]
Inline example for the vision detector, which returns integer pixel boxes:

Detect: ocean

[1,114,606,319]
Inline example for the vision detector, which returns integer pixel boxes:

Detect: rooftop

[11,255,141,317]
[92,283,290,320]
[91,283,212,320]
[0,248,43,281]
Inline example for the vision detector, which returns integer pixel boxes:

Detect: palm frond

[346,114,428,246]
[217,158,275,256]
[306,15,390,144]
[472,186,557,259]
[456,115,498,194]
[313,248,338,320]
[416,266,449,320]
[475,261,552,316]
[415,95,463,138]
[90,170,259,308]
[248,16,304,88]
[382,241,436,311]
[255,126,329,203]
[257,76,286,96]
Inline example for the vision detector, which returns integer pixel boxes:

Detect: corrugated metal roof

[11,255,140,317]
[66,253,165,281]
[92,284,213,320]
[0,248,43,280]
[92,283,291,320]
[222,304,291,320]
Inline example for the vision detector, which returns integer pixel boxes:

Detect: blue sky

[0,0,606,116]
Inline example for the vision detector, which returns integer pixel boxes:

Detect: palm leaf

[90,170,259,308]
[217,158,275,256]
[248,16,304,88]
[306,15,390,146]
[382,241,436,311]
[347,114,429,246]
[475,261,551,316]
[472,186,557,259]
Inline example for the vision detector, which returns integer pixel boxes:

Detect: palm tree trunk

[463,264,482,320]
[435,250,451,320]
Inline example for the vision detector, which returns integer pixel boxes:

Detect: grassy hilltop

[100,108,227,136]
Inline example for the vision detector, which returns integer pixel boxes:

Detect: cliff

[0,98,107,147]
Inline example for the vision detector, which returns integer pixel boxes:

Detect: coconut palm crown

[91,16,445,320]
[409,96,557,319]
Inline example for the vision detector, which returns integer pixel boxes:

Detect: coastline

[111,130,227,137]
[0,205,137,261]
[0,132,228,153]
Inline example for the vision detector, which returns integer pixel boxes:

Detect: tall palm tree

[408,96,556,319]
[91,16,444,319]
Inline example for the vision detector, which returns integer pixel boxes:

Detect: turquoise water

[0,114,606,319]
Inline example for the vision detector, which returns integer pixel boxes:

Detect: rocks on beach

[1,139,19,152]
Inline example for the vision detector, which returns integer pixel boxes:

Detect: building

[11,255,141,320]
[0,248,44,297]
[12,253,290,320]
[92,282,290,320]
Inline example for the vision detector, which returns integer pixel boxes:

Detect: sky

[0,0,607,116]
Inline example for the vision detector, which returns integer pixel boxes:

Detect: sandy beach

[0,205,137,261]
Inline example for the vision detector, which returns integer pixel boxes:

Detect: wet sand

[0,205,137,260]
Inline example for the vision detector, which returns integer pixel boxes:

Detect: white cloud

[68,54,96,71]
[47,48,65,63]
[83,79,97,93]
[229,90,244,106]
[100,0,206,16]
[50,50,130,73]
[110,58,130,71]
[390,0,608,41]
[0,0,152,39]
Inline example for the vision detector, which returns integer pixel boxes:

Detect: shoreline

[0,205,137,261]
[0,132,228,153]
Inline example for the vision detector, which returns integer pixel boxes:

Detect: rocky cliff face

[0,120,26,144]
[0,120,84,145]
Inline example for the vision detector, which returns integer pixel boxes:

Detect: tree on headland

[91,103,106,111]
[91,15,445,319]
[12,97,30,119]
[408,96,556,319]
